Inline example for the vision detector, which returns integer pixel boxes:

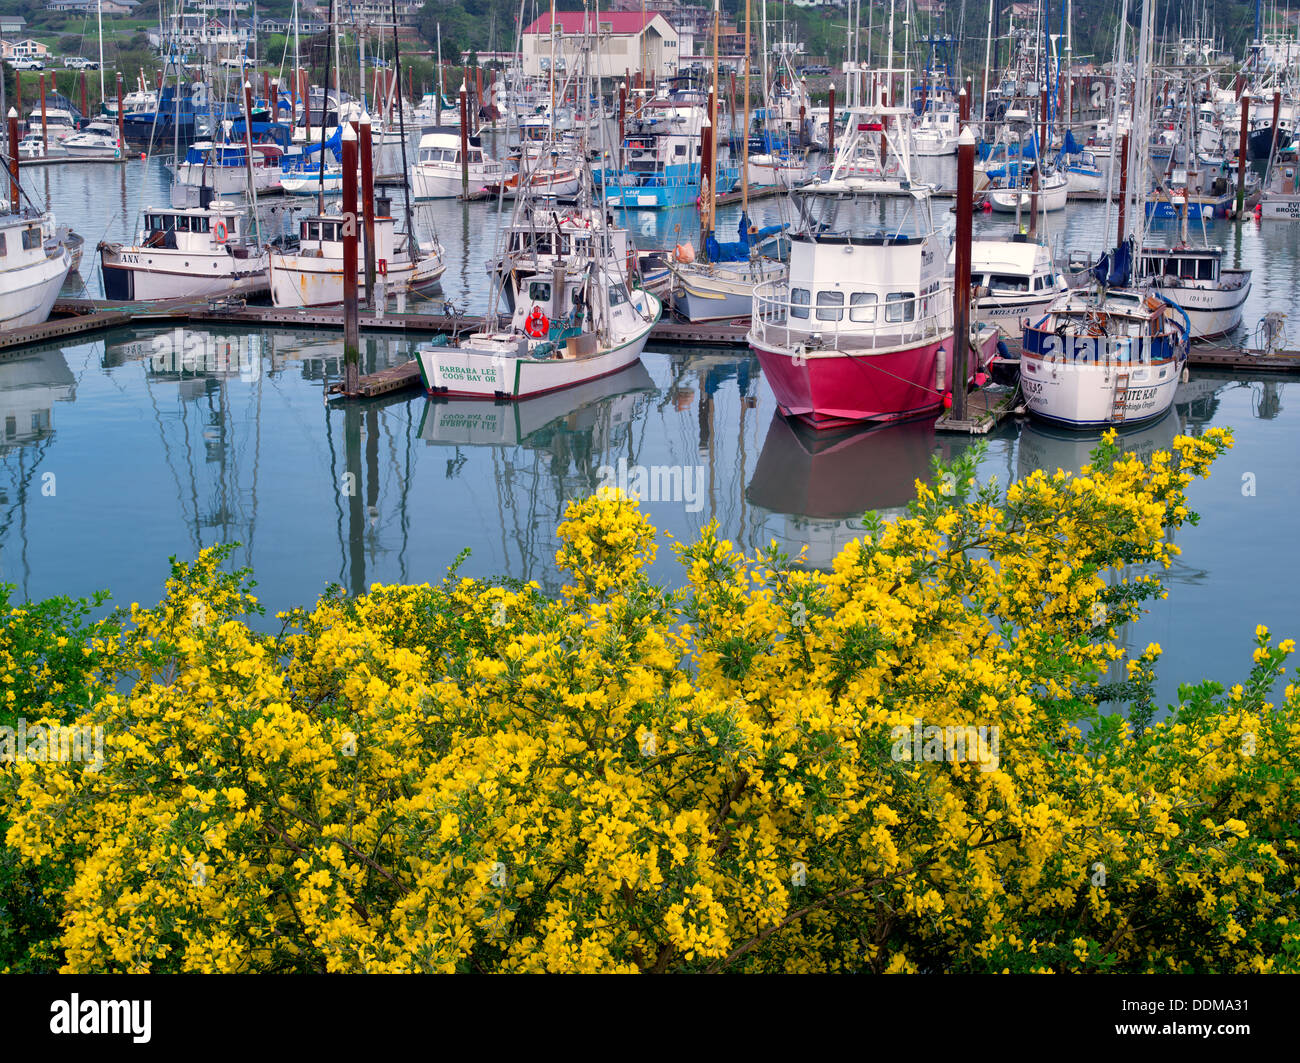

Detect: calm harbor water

[4,147,1298,707]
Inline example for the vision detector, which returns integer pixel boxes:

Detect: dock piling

[342,123,361,396]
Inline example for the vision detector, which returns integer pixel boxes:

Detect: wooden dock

[934,387,1023,434]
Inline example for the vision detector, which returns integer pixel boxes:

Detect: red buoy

[942,391,953,410]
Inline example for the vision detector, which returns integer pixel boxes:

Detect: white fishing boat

[1020,283,1190,429]
[1138,244,1251,339]
[0,208,74,329]
[416,202,660,399]
[671,254,788,322]
[410,126,503,199]
[951,235,1068,329]
[269,207,444,307]
[98,201,268,301]
[174,141,285,197]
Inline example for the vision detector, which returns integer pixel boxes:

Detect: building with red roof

[520,10,680,79]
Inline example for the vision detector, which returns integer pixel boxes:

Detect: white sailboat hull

[1021,355,1183,428]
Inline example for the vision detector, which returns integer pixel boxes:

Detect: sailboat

[670,0,789,324]
[1019,0,1191,430]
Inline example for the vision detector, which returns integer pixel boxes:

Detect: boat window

[790,287,810,319]
[176,216,191,233]
[885,292,916,322]
[1179,258,1197,279]
[988,274,1029,292]
[816,290,844,321]
[1033,276,1044,291]
[609,285,627,306]
[303,221,319,241]
[675,144,686,156]
[1198,258,1215,280]
[528,281,551,302]
[0,233,6,256]
[849,292,877,322]
[195,217,210,233]
[21,226,41,251]
[470,151,482,163]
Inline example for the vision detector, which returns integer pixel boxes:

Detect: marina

[5,0,1300,994]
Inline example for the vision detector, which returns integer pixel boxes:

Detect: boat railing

[751,279,953,354]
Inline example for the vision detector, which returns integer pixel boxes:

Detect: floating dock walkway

[10,295,1300,406]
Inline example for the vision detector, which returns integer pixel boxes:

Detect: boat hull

[100,247,268,301]
[417,297,661,400]
[748,332,996,429]
[0,247,73,329]
[269,252,445,308]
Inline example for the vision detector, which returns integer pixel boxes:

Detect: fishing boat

[410,126,503,199]
[416,200,660,399]
[912,100,961,156]
[1258,152,1300,218]
[174,141,286,198]
[670,218,788,322]
[600,77,736,209]
[749,98,998,429]
[98,201,268,301]
[0,208,75,329]
[1137,244,1251,339]
[269,203,444,307]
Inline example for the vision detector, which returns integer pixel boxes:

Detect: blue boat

[597,82,738,209]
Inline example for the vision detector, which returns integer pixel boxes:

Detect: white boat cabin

[776,230,949,344]
[297,212,401,266]
[0,210,55,270]
[139,205,248,251]
[1138,246,1224,284]
[958,236,1061,296]
[417,128,490,169]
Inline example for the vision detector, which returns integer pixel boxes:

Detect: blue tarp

[302,125,343,158]
[705,213,784,263]
[1092,239,1133,287]
[1061,129,1083,155]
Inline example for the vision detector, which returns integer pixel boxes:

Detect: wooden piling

[342,123,360,395]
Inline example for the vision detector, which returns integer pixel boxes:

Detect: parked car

[218,55,253,69]
[798,65,832,77]
[64,56,100,70]
[8,57,45,71]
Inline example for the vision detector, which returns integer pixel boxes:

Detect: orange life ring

[213,219,229,244]
[524,306,549,338]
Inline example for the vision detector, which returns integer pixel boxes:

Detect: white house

[520,12,679,80]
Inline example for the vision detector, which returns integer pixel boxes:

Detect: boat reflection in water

[746,414,958,570]
[418,361,656,449]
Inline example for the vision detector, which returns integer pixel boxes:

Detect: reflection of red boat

[746,414,961,567]
[748,414,958,519]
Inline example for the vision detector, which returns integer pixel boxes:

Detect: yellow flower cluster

[5,427,1299,973]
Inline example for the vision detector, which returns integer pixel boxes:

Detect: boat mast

[742,0,751,226]
[97,0,105,103]
[709,0,720,237]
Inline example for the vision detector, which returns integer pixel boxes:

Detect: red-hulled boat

[747,84,997,429]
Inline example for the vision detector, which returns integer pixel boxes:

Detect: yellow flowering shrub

[4,426,1300,973]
